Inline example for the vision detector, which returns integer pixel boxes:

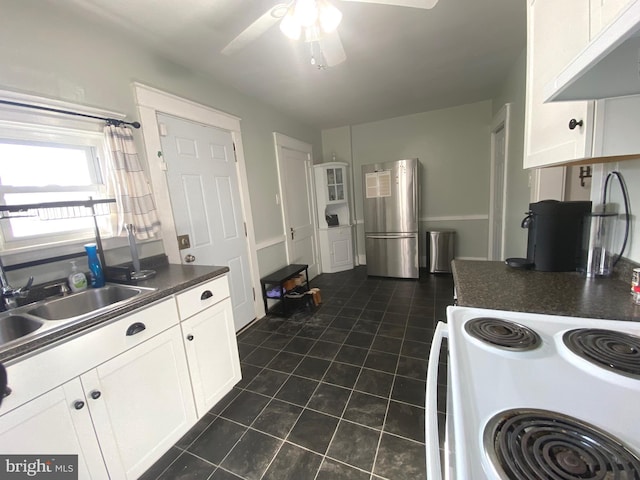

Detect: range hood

[545,3,640,103]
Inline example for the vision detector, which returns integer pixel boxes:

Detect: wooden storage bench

[260,264,310,315]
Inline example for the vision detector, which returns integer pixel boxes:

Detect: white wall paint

[0,0,322,280]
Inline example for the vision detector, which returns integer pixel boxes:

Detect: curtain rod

[0,99,141,129]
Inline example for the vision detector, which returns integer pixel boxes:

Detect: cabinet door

[326,167,345,202]
[329,227,353,269]
[81,325,196,480]
[0,379,108,479]
[182,298,241,418]
[590,0,636,38]
[525,0,594,168]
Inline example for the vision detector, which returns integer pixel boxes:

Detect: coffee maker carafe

[512,200,592,272]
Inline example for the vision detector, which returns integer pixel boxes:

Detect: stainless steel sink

[0,315,43,345]
[28,284,153,321]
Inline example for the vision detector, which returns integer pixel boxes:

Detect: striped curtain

[104,124,161,240]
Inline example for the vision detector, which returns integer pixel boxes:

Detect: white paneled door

[274,133,319,278]
[159,113,255,330]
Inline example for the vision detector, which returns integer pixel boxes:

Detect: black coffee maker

[507,200,592,272]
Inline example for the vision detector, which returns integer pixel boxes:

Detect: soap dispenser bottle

[84,243,105,288]
[68,260,88,293]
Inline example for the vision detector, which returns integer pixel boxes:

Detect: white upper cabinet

[590,0,636,37]
[546,0,640,102]
[524,0,595,168]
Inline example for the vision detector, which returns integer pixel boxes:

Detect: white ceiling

[59,0,526,129]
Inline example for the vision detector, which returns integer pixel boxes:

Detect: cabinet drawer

[1,298,178,415]
[176,275,230,320]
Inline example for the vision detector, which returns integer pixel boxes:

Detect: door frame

[273,132,320,277]
[133,83,265,319]
[488,103,511,261]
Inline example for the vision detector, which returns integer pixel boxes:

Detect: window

[0,131,111,250]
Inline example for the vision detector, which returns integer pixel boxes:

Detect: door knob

[90,390,101,400]
[73,400,85,410]
[290,227,294,240]
[184,254,196,263]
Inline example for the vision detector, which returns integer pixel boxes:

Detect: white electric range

[426,305,640,480]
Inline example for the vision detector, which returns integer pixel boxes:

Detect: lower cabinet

[81,324,195,480]
[176,275,241,419]
[0,274,242,480]
[181,297,241,417]
[319,226,354,273]
[0,324,195,480]
[0,378,109,479]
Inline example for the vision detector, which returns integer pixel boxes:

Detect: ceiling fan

[221,0,439,69]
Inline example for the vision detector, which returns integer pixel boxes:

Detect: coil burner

[563,329,640,379]
[464,318,541,351]
[484,409,640,480]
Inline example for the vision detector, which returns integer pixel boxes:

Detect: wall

[322,101,494,265]
[0,0,321,283]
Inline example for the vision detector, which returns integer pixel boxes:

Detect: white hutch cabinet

[313,162,354,273]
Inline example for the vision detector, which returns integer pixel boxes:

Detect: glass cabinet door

[326,167,345,202]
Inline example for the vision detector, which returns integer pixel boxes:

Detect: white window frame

[0,133,108,248]
[0,89,127,260]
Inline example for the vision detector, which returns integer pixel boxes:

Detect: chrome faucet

[0,256,33,310]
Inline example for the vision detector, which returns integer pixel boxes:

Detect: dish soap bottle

[68,260,88,293]
[84,243,105,288]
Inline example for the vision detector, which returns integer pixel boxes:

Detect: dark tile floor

[142,266,454,480]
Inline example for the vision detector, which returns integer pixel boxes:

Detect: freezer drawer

[365,233,419,278]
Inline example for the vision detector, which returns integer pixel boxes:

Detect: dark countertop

[452,260,640,321]
[1,263,229,364]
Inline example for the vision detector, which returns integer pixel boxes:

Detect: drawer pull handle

[3,386,11,398]
[200,290,213,301]
[187,334,194,341]
[568,118,583,130]
[90,390,101,400]
[126,322,146,336]
[74,400,85,410]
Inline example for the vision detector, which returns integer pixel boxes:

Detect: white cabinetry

[314,162,354,273]
[0,275,241,480]
[525,0,594,168]
[590,0,636,37]
[81,324,194,480]
[319,226,354,273]
[176,275,241,418]
[0,379,108,479]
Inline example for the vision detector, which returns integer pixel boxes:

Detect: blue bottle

[84,243,105,288]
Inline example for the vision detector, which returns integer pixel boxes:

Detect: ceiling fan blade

[318,31,346,67]
[341,0,438,9]
[221,3,289,56]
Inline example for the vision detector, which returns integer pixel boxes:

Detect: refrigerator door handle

[366,234,416,239]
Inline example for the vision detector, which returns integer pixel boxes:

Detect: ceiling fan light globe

[280,9,302,40]
[294,0,319,27]
[318,0,342,33]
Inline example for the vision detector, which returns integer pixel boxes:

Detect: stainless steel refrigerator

[362,158,419,278]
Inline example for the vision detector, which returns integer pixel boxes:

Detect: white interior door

[274,133,319,278]
[491,126,506,260]
[489,104,510,261]
[158,113,255,330]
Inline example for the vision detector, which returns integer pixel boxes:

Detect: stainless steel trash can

[427,230,455,273]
